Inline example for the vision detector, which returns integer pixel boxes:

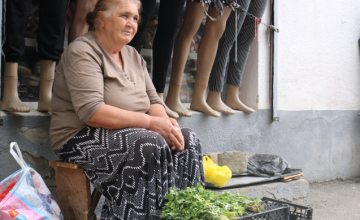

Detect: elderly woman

[49,0,204,219]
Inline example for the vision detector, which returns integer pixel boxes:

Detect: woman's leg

[1,0,32,112]
[165,0,205,117]
[152,0,186,119]
[206,0,250,114]
[173,127,205,189]
[189,3,232,117]
[68,0,97,43]
[224,0,268,113]
[55,127,204,219]
[128,0,157,53]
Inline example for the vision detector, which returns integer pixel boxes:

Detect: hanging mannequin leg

[165,0,205,117]
[128,0,157,52]
[157,93,179,118]
[189,4,232,117]
[37,60,55,112]
[206,1,250,114]
[224,84,254,113]
[152,0,186,118]
[36,0,67,112]
[1,0,32,112]
[206,91,235,114]
[68,0,97,43]
[1,63,30,112]
[225,0,267,113]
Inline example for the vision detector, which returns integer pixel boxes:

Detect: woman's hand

[148,116,184,151]
[168,117,184,149]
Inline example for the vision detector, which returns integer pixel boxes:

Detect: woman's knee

[138,130,168,156]
[181,127,201,150]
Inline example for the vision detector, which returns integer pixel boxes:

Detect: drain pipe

[272,0,279,122]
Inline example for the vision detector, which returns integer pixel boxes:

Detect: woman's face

[100,0,139,46]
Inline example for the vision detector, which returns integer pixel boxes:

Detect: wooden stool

[49,161,102,220]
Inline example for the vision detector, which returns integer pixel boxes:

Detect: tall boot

[37,60,55,112]
[1,62,30,112]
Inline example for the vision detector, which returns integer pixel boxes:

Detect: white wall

[257,0,272,109]
[257,0,360,111]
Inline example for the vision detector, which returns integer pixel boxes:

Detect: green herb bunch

[160,183,264,220]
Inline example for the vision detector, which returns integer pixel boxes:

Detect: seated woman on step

[49,0,204,219]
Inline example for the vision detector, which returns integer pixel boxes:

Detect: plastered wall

[257,0,360,110]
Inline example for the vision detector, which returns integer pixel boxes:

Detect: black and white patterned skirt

[54,127,204,220]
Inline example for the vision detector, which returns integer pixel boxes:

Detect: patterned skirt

[54,127,204,220]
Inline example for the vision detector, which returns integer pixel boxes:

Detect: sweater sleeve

[63,42,105,122]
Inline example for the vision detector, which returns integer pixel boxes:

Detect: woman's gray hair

[86,0,142,31]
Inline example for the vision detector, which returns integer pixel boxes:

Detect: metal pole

[272,0,279,122]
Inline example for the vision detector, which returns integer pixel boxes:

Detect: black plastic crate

[150,200,289,220]
[262,197,313,220]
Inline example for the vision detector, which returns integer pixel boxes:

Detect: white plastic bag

[0,142,63,220]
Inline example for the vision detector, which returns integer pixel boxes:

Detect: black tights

[3,0,68,62]
[128,0,186,93]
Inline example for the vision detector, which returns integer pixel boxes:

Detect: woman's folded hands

[148,116,184,151]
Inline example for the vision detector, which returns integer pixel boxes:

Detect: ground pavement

[304,177,360,220]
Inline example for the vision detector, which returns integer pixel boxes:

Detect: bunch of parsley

[160,183,263,220]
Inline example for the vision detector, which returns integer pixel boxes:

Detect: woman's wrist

[144,114,153,130]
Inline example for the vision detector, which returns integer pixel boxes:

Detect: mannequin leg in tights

[128,0,157,52]
[189,3,232,117]
[152,0,186,119]
[207,0,250,114]
[37,60,55,112]
[166,0,232,117]
[37,0,68,112]
[1,0,32,112]
[68,0,97,43]
[225,0,267,112]
[165,0,205,117]
[208,0,268,113]
[128,0,180,118]
[1,0,67,112]
[2,63,30,112]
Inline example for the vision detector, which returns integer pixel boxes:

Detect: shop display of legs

[167,1,232,117]
[1,0,67,113]
[207,0,268,114]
